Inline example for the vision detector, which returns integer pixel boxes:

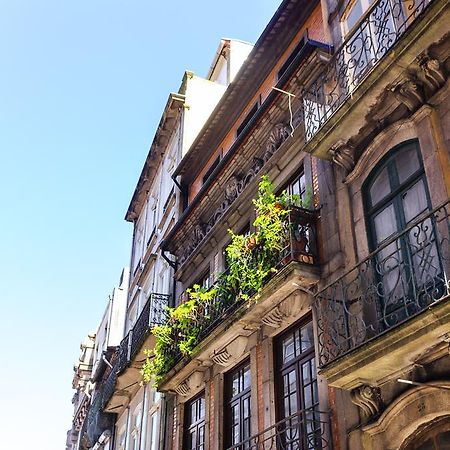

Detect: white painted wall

[182,74,226,157]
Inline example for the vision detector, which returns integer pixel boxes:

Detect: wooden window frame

[224,360,252,449]
[184,393,206,450]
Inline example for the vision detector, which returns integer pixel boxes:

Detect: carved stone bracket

[174,370,205,397]
[350,384,382,422]
[262,296,305,329]
[417,54,446,91]
[211,335,248,367]
[328,140,355,173]
[392,76,425,112]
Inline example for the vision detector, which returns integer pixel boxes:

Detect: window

[236,100,260,138]
[185,394,206,450]
[276,319,320,449]
[278,36,307,81]
[224,361,252,449]
[364,140,436,327]
[286,170,308,207]
[132,215,145,275]
[202,155,222,185]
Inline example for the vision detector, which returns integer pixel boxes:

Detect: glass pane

[373,203,398,244]
[302,361,311,384]
[283,334,295,363]
[396,146,420,183]
[199,397,205,420]
[300,323,314,352]
[243,365,251,390]
[369,166,391,206]
[438,431,450,449]
[346,0,364,30]
[402,179,428,223]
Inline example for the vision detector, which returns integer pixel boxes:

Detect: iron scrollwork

[314,200,450,367]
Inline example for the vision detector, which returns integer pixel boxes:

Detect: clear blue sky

[0,1,280,448]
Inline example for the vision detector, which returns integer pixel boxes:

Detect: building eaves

[125,90,186,222]
[173,0,320,182]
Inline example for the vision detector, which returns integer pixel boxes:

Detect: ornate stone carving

[174,381,190,397]
[175,371,204,397]
[350,384,382,421]
[392,77,424,112]
[178,123,290,265]
[328,140,355,173]
[262,305,285,328]
[418,55,446,91]
[211,336,248,367]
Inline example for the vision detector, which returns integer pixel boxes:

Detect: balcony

[101,292,170,411]
[160,207,319,380]
[225,408,332,450]
[314,200,450,388]
[302,0,434,145]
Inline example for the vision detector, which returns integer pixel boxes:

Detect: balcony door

[364,140,439,328]
[276,320,321,450]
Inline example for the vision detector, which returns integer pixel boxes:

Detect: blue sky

[0,1,280,448]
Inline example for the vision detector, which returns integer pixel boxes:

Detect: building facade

[68,0,450,448]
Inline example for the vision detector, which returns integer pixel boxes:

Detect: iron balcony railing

[117,292,171,373]
[102,355,118,408]
[165,207,319,371]
[301,0,433,141]
[225,408,332,450]
[101,292,170,407]
[314,200,450,367]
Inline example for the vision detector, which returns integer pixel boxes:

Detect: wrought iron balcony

[314,200,450,367]
[101,292,170,407]
[302,0,433,141]
[225,408,332,450]
[102,358,118,409]
[117,292,170,373]
[164,207,319,372]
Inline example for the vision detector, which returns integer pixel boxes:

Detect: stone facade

[67,0,450,449]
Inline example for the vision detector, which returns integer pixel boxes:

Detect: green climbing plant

[142,175,306,386]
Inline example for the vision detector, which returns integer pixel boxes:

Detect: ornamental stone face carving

[350,384,382,421]
[328,140,355,173]
[178,122,290,265]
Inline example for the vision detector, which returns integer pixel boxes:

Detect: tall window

[225,361,252,449]
[287,170,308,206]
[185,394,206,450]
[276,319,320,449]
[364,140,436,326]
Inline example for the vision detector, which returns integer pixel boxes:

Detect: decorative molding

[175,370,204,397]
[391,76,424,112]
[177,123,290,266]
[328,140,355,173]
[174,381,190,397]
[211,336,248,367]
[417,54,446,91]
[262,295,305,328]
[350,384,382,421]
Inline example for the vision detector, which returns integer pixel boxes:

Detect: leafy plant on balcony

[142,175,303,385]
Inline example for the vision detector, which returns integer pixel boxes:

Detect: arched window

[363,140,440,327]
[404,417,450,449]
